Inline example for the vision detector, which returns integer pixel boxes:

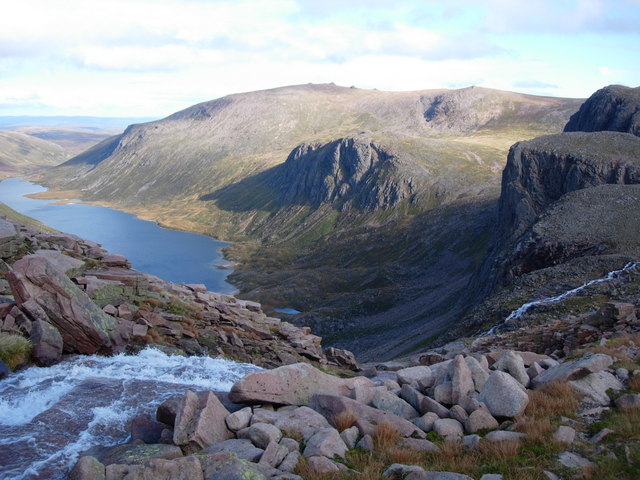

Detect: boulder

[173,390,233,451]
[8,255,118,354]
[238,423,282,449]
[130,417,166,444]
[311,393,426,438]
[434,382,453,405]
[340,426,359,449]
[433,419,463,437]
[29,319,63,366]
[396,366,433,387]
[69,456,105,480]
[225,407,252,432]
[615,393,640,409]
[303,428,348,459]
[532,354,613,388]
[413,412,439,432]
[465,409,498,433]
[0,359,10,379]
[552,426,575,445]
[399,438,440,453]
[558,451,595,469]
[569,371,623,405]
[198,452,266,480]
[101,444,183,466]
[259,440,289,467]
[484,431,525,442]
[493,351,529,387]
[451,355,474,403]
[202,439,264,462]
[462,434,481,449]
[405,471,475,480]
[464,356,489,391]
[324,347,359,371]
[371,389,419,419]
[33,249,85,275]
[229,363,374,405]
[306,455,344,473]
[251,406,331,441]
[448,405,468,424]
[278,451,301,473]
[478,371,529,418]
[105,457,203,480]
[419,395,450,418]
[383,463,426,478]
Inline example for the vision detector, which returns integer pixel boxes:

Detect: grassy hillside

[32,84,583,358]
[0,131,69,180]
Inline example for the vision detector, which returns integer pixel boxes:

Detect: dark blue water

[0,178,236,294]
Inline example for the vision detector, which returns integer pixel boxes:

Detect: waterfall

[0,348,261,480]
[483,262,638,335]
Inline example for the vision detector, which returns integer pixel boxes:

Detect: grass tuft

[373,421,401,451]
[332,410,358,432]
[0,333,33,370]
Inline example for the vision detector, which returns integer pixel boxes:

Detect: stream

[0,348,261,480]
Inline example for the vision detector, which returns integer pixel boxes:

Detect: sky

[0,0,639,118]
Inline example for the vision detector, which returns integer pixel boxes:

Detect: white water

[0,348,261,480]
[484,262,639,335]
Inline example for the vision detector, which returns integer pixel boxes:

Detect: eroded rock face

[228,362,374,405]
[270,137,418,211]
[8,255,119,354]
[564,85,640,137]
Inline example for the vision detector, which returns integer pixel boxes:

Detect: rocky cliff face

[564,84,640,136]
[270,137,420,211]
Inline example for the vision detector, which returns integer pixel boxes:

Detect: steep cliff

[564,84,640,136]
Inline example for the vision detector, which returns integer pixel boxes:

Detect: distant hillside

[13,127,113,156]
[0,115,156,132]
[0,131,69,179]
[33,83,582,359]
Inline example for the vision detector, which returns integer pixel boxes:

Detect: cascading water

[0,348,261,480]
[483,262,639,335]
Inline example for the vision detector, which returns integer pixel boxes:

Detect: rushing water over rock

[484,262,639,335]
[0,348,261,480]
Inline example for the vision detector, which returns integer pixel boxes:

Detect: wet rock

[478,371,529,418]
[0,359,10,379]
[229,363,374,405]
[131,417,167,444]
[29,319,63,366]
[8,255,118,354]
[311,393,426,438]
[303,428,348,458]
[69,456,106,480]
[173,390,233,451]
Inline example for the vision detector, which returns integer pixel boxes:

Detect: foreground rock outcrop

[68,343,639,479]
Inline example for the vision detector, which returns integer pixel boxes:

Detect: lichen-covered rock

[105,457,203,480]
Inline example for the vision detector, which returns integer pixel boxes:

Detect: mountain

[33,83,583,359]
[0,131,69,179]
[454,85,640,339]
[11,127,114,156]
[564,84,640,136]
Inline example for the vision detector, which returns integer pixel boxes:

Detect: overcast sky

[1,0,638,118]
